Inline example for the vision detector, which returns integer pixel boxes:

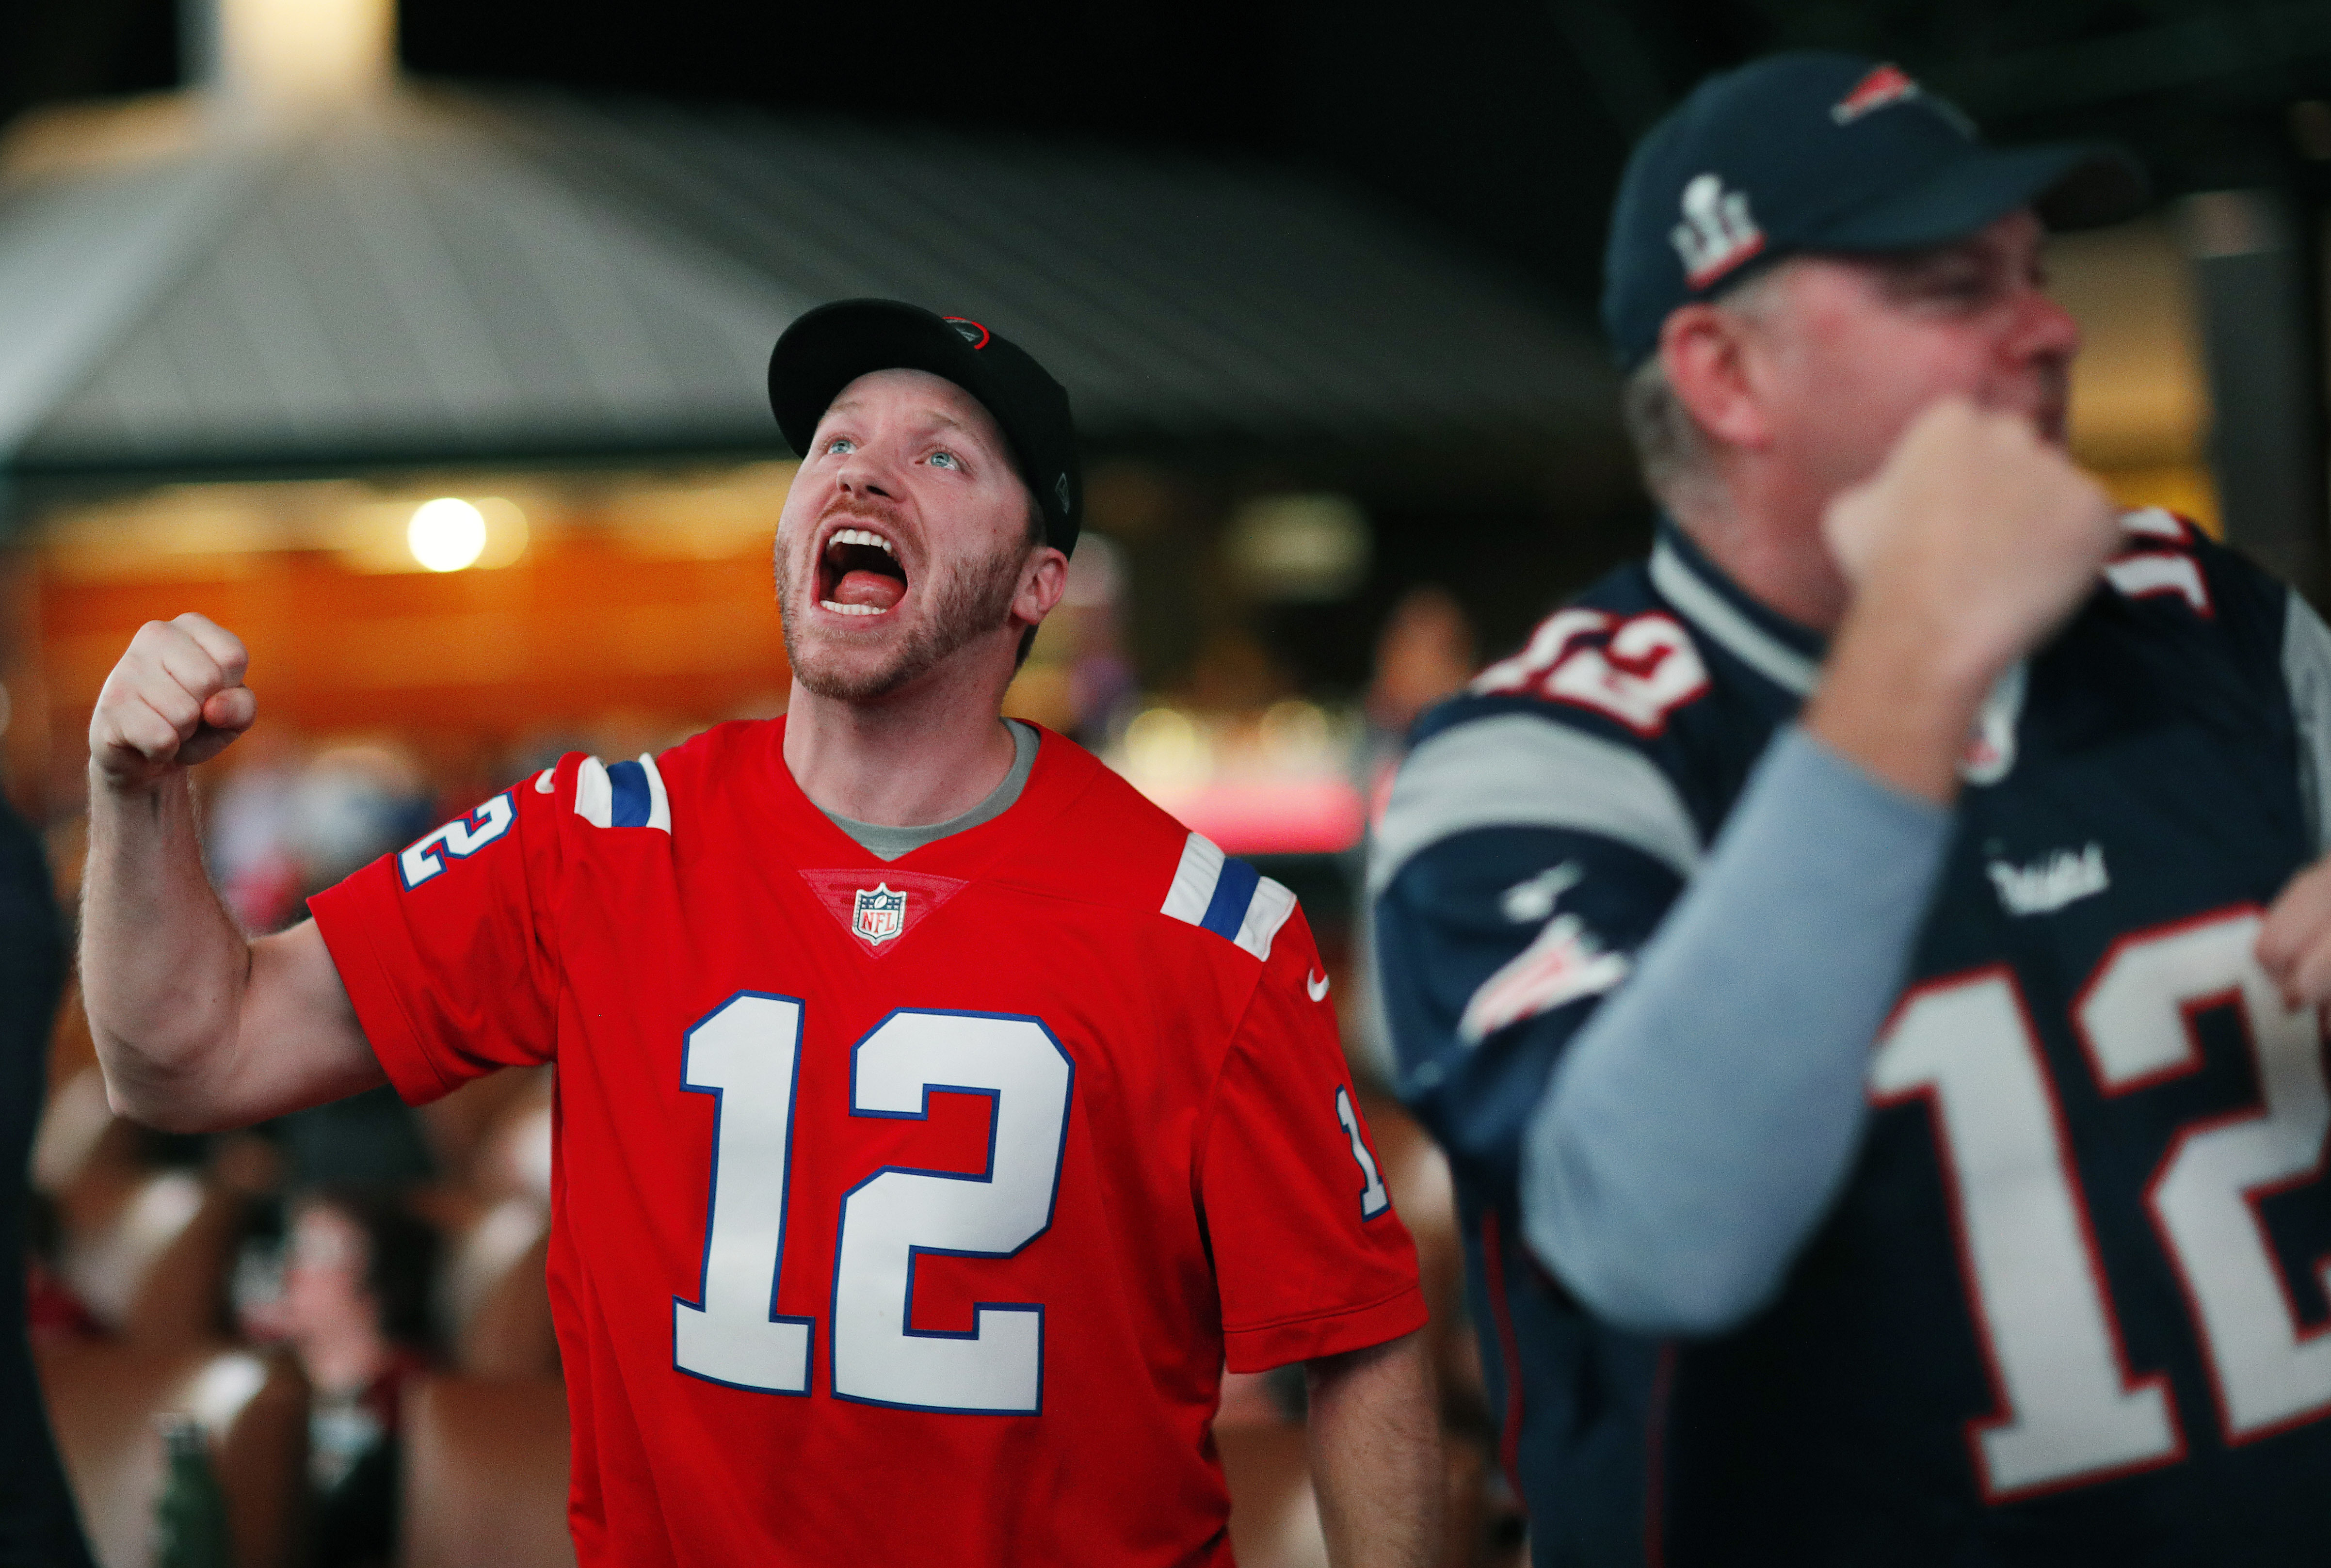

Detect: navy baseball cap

[1603,52,2148,369]
[769,299,1083,555]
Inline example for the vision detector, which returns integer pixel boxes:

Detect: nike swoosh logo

[1307,969,1331,1002]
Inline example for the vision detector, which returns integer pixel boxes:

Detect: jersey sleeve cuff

[1221,1283,1430,1374]
[308,881,457,1106]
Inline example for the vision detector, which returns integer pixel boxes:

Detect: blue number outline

[829,1007,1076,1417]
[672,989,817,1396]
[397,792,516,890]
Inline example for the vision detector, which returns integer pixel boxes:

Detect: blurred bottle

[153,1415,233,1568]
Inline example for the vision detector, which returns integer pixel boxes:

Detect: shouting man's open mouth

[819,524,908,616]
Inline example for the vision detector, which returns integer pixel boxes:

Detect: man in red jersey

[80,300,1439,1567]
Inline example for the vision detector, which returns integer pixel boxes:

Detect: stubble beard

[778,531,1028,703]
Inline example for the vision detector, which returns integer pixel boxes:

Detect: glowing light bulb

[407,497,487,572]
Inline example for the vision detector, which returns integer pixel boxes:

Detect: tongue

[833,569,904,611]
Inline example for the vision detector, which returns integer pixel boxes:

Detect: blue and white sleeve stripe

[572,753,672,833]
[1160,832,1297,961]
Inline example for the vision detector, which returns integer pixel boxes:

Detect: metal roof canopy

[0,84,1615,486]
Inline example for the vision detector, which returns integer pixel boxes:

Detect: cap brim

[768,300,1017,461]
[1816,141,2150,253]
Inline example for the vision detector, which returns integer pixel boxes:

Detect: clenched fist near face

[1821,396,2123,698]
[88,614,256,791]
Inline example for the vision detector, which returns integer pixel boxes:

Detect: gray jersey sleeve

[1519,726,1953,1336]
[2282,588,2331,856]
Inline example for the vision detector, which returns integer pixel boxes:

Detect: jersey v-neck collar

[1648,518,1827,699]
[761,716,1093,882]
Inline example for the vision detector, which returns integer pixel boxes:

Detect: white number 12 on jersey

[673,994,1074,1414]
[1871,909,2331,1500]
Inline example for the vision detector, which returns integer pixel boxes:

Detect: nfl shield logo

[851,884,907,945]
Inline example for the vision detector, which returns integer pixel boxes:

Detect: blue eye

[825,436,856,455]
[928,450,960,470]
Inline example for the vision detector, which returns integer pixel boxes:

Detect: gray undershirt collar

[822,719,1039,861]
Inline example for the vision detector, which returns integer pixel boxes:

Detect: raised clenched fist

[88,614,257,790]
[1822,396,2122,691]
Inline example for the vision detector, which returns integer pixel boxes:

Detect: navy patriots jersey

[1373,513,2331,1565]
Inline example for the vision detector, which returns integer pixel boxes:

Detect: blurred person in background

[1344,587,1477,1089]
[209,745,439,1191]
[23,1191,101,1348]
[78,300,1440,1568]
[1360,586,1477,818]
[0,788,94,1567]
[205,737,302,935]
[259,1189,437,1568]
[1059,534,1140,749]
[1375,50,2331,1566]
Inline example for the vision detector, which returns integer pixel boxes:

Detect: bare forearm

[1305,1332,1441,1568]
[80,768,256,1129]
[80,613,381,1130]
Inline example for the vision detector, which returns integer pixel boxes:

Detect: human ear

[1012,547,1070,629]
[1660,301,1773,452]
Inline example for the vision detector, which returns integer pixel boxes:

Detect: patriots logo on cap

[945,317,991,349]
[1670,173,1765,289]
[851,883,907,944]
[1831,63,1922,124]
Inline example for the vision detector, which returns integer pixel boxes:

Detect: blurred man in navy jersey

[1376,49,2331,1566]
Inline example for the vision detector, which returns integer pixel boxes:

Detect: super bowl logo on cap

[1831,63,1921,124]
[1670,173,1764,290]
[852,883,907,944]
[1054,473,1071,513]
[945,317,991,350]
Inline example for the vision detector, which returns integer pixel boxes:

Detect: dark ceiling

[8,1,2331,687]
[10,0,2331,327]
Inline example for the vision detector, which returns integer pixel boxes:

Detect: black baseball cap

[768,299,1083,555]
[1603,52,2148,369]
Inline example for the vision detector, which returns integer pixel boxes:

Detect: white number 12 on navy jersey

[672,994,1074,1414]
[1871,909,2331,1499]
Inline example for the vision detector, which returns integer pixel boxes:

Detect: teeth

[821,601,884,615]
[830,528,896,556]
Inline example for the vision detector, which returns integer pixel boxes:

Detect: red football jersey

[309,719,1425,1567]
